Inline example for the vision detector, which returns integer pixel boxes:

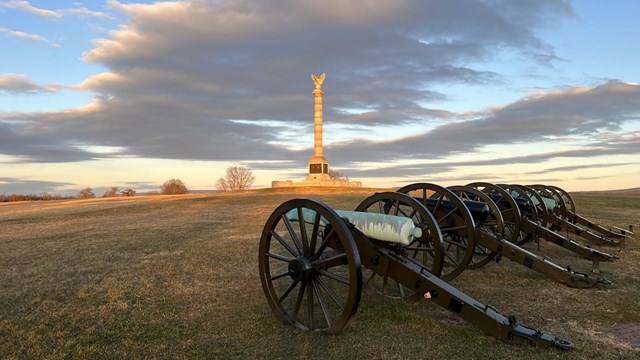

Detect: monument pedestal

[308,154,330,181]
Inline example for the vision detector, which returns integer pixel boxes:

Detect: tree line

[0,193,73,202]
[1,166,257,202]
[4,166,351,202]
[77,166,254,199]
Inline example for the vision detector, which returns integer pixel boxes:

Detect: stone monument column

[308,73,330,181]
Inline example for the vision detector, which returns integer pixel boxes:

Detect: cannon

[466,183,617,273]
[258,192,575,349]
[527,184,632,248]
[396,183,608,287]
[547,185,633,241]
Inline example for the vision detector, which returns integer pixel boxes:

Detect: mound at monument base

[272,179,362,188]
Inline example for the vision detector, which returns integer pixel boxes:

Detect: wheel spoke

[501,208,513,215]
[437,208,457,225]
[309,212,321,256]
[397,206,410,218]
[292,281,307,323]
[439,225,468,233]
[443,250,460,265]
[313,279,333,327]
[297,207,310,255]
[444,239,469,249]
[282,214,304,255]
[316,276,345,311]
[269,270,291,281]
[314,252,347,267]
[266,252,293,262]
[319,268,350,285]
[393,200,400,215]
[312,228,336,260]
[307,280,314,329]
[278,279,300,304]
[408,209,418,221]
[433,196,443,217]
[271,230,299,257]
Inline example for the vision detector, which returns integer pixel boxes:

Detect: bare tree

[215,177,229,191]
[161,179,189,195]
[120,189,136,197]
[329,169,349,181]
[103,186,119,197]
[216,166,255,191]
[77,187,96,199]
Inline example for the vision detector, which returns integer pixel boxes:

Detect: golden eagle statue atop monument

[311,73,326,89]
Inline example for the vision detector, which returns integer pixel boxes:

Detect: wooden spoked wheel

[259,199,362,333]
[397,183,475,282]
[467,182,522,244]
[549,185,576,213]
[531,184,566,216]
[355,192,444,299]
[498,184,539,246]
[513,185,550,227]
[448,185,504,270]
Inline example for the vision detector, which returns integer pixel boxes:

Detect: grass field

[1,188,639,359]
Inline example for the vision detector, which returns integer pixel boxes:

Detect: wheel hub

[288,256,314,282]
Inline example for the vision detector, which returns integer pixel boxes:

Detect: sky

[0,0,639,196]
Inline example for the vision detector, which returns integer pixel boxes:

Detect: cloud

[0,27,61,47]
[0,73,58,94]
[0,0,60,17]
[324,81,640,165]
[0,0,113,19]
[60,7,115,19]
[6,0,639,178]
[0,177,75,194]
[525,162,640,175]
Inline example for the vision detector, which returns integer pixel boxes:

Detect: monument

[272,74,361,188]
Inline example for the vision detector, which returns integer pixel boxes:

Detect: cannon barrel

[286,208,422,245]
[412,196,492,221]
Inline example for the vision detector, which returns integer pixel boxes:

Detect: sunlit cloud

[0,73,59,94]
[0,0,61,18]
[0,0,114,19]
[0,27,60,47]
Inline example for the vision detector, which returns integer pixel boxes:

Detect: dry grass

[0,188,638,359]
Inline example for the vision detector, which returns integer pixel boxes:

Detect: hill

[1,188,639,359]
[606,187,640,193]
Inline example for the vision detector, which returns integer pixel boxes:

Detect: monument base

[272,179,362,188]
